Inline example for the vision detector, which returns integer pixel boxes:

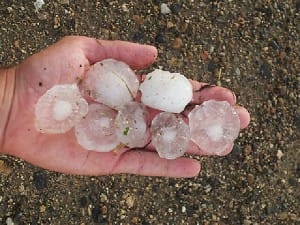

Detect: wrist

[0,67,16,153]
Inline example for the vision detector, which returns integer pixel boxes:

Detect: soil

[0,1,299,224]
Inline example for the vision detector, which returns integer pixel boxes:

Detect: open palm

[3,36,250,178]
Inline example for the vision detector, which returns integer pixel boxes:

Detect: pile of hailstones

[35,59,240,159]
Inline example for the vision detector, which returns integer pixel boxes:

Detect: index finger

[79,37,158,69]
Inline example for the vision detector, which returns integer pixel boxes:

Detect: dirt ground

[0,1,299,224]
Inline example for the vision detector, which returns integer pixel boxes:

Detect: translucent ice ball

[151,112,190,159]
[35,84,88,134]
[83,59,139,109]
[139,69,193,113]
[115,102,149,148]
[188,100,240,155]
[74,103,120,152]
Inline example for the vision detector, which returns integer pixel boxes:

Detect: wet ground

[0,1,299,224]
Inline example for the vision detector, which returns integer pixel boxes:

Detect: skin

[1,36,250,178]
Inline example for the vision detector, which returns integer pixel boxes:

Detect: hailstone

[84,59,139,109]
[74,103,120,152]
[115,102,149,148]
[188,100,240,155]
[35,84,88,134]
[139,69,193,113]
[151,112,190,159]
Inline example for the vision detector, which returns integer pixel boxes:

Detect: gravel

[0,0,299,224]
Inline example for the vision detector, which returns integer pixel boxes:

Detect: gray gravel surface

[0,1,299,224]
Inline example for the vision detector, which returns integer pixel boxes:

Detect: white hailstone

[84,59,139,109]
[35,84,88,134]
[75,103,120,152]
[188,100,240,155]
[151,112,190,159]
[115,102,149,148]
[139,69,193,113]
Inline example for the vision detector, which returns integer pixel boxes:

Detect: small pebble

[132,15,143,24]
[253,17,261,26]
[200,51,209,61]
[40,205,46,213]
[0,160,12,176]
[125,195,135,208]
[7,7,13,13]
[170,3,181,14]
[277,150,284,159]
[33,171,47,190]
[161,3,171,14]
[260,61,272,78]
[155,33,165,43]
[58,0,69,5]
[34,0,45,12]
[244,144,252,156]
[6,217,14,225]
[172,37,183,49]
[235,67,241,76]
[247,174,255,185]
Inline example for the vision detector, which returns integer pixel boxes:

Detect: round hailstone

[188,100,240,155]
[75,103,120,152]
[139,69,193,113]
[84,59,139,109]
[35,84,88,134]
[115,102,149,148]
[151,112,190,159]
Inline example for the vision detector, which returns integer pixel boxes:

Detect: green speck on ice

[123,127,130,136]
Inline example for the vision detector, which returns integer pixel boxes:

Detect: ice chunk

[115,102,149,148]
[35,84,88,134]
[75,103,120,152]
[139,69,192,113]
[151,112,190,159]
[83,59,139,109]
[188,100,240,155]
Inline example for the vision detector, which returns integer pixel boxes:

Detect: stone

[0,160,12,176]
[34,0,45,12]
[276,150,284,159]
[172,37,183,49]
[161,3,171,14]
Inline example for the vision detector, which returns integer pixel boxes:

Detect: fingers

[110,150,200,178]
[79,150,200,178]
[190,80,236,105]
[234,105,250,129]
[187,141,234,156]
[75,36,158,69]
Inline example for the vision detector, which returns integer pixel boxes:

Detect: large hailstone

[151,112,190,159]
[74,103,120,152]
[35,84,88,134]
[115,102,149,148]
[188,100,240,155]
[139,69,193,113]
[84,59,139,109]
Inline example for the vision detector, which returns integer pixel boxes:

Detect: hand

[2,36,250,178]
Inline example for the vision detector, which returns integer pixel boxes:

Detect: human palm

[3,36,250,177]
